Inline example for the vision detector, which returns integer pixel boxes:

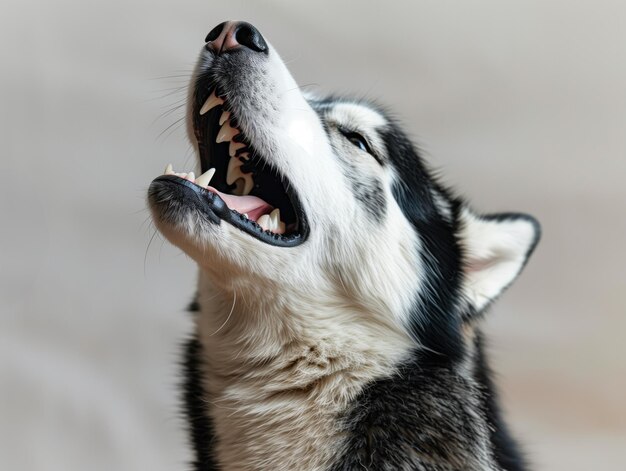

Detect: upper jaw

[168,47,313,246]
[151,41,335,251]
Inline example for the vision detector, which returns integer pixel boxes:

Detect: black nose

[205,21,268,55]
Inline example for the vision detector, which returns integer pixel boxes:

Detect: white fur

[195,273,413,470]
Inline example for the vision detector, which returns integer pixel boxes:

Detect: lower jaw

[150,175,307,247]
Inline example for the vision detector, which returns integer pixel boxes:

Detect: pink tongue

[207,186,272,222]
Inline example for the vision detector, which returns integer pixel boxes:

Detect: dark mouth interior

[191,85,307,245]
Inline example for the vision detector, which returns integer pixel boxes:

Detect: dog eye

[342,131,371,154]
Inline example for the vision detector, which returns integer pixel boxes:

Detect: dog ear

[459,208,540,312]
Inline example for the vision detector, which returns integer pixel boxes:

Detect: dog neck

[193,270,414,470]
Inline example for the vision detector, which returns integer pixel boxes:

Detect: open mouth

[152,86,308,247]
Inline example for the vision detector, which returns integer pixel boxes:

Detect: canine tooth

[186,172,195,182]
[164,163,174,175]
[226,157,244,185]
[195,168,216,188]
[257,214,271,231]
[269,208,286,234]
[216,121,239,143]
[268,214,277,231]
[199,92,223,115]
[269,208,280,226]
[229,140,246,157]
[243,213,249,219]
[219,111,231,126]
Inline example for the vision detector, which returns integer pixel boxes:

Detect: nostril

[205,21,268,55]
[234,22,268,53]
[205,22,226,43]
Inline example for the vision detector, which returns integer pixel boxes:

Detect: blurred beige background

[1,1,625,470]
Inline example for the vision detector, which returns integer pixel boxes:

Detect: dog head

[148,22,540,354]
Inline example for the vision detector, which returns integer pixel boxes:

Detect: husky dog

[148,21,540,471]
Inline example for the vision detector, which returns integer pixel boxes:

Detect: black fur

[382,124,466,364]
[474,333,528,471]
[341,166,387,219]
[331,348,496,470]
[183,300,220,470]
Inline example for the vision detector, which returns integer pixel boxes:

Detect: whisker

[210,291,236,336]
[144,227,160,277]
[152,103,187,126]
[156,115,187,140]
[144,87,188,102]
[158,96,188,109]
[182,142,197,171]
[149,72,193,81]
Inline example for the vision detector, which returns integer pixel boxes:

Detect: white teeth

[269,208,280,226]
[219,111,231,126]
[229,140,246,157]
[186,172,195,182]
[269,208,286,234]
[199,92,224,115]
[257,214,270,231]
[243,213,249,219]
[216,120,240,143]
[164,163,174,175]
[257,210,285,234]
[226,157,244,185]
[195,168,216,188]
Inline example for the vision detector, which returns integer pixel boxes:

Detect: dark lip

[150,175,308,247]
